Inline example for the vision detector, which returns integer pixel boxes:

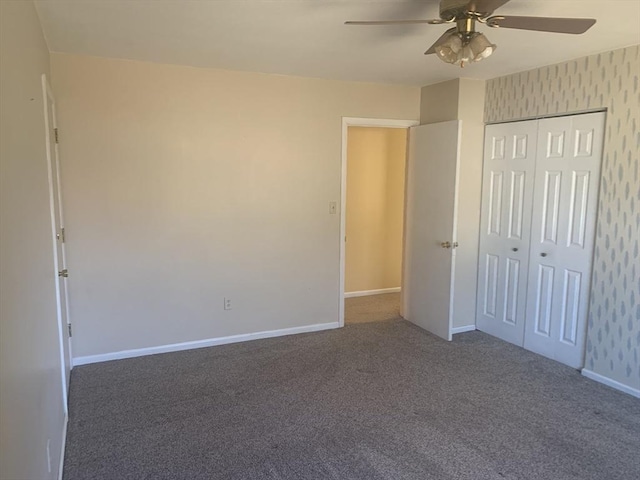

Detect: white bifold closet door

[476,112,605,369]
[524,112,605,368]
[476,121,537,345]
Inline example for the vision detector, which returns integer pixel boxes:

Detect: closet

[476,112,605,368]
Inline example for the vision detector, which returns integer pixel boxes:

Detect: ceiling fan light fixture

[434,33,463,64]
[435,31,496,66]
[347,0,595,66]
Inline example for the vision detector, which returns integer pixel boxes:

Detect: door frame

[339,117,419,327]
[42,74,72,412]
[478,109,607,368]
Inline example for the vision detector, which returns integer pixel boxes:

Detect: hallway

[344,293,401,324]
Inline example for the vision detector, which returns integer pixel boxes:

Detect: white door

[476,121,537,345]
[403,121,461,341]
[42,75,72,403]
[524,112,605,368]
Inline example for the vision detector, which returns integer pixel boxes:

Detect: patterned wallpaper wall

[485,45,640,391]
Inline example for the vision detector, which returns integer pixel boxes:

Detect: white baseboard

[345,287,401,298]
[58,413,67,480]
[73,322,341,366]
[451,325,476,334]
[581,369,640,398]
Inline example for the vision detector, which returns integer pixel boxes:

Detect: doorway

[339,118,418,326]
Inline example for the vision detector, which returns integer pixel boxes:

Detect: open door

[42,74,72,409]
[402,121,461,341]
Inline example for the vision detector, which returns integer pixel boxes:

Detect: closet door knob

[540,253,547,257]
[512,248,518,252]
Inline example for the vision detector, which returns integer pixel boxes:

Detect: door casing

[42,73,73,412]
[339,117,418,327]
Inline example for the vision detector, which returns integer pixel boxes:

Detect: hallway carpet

[345,292,401,324]
[63,320,640,480]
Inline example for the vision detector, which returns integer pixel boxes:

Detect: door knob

[540,253,547,257]
[512,247,518,252]
[58,269,68,278]
[441,241,451,249]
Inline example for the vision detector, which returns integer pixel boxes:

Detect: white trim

[345,287,401,298]
[58,414,68,480]
[342,117,421,129]
[581,369,640,398]
[485,107,608,125]
[339,117,419,327]
[73,322,340,366]
[452,325,476,334]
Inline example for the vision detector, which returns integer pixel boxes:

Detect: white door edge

[41,73,70,413]
[447,120,463,340]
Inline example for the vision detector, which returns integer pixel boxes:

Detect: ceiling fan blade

[486,15,596,34]
[465,0,511,16]
[345,19,444,26]
[424,27,457,55]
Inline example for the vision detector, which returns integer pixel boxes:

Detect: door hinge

[67,324,72,337]
[54,128,59,144]
[61,227,65,243]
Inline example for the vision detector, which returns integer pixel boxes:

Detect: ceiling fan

[345,0,596,67]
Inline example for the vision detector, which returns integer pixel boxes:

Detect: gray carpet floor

[63,320,640,480]
[345,293,401,324]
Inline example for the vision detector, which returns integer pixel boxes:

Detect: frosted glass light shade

[434,31,496,66]
[435,34,463,64]
[468,33,496,61]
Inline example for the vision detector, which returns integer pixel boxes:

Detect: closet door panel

[524,112,605,368]
[508,171,527,240]
[476,121,537,346]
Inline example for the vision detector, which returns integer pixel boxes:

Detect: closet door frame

[477,109,606,369]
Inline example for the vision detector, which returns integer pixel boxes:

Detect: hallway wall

[345,127,407,294]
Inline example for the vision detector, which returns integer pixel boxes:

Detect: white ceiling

[35,0,640,86]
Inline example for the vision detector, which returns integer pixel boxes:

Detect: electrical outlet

[329,201,337,214]
[224,297,232,310]
[46,439,52,473]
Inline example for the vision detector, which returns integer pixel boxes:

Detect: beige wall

[419,78,485,329]
[420,78,460,125]
[345,127,406,293]
[485,45,640,392]
[0,2,66,479]
[50,53,420,358]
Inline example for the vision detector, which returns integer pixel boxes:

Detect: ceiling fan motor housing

[440,0,492,21]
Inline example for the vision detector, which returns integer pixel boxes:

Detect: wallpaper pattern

[485,45,640,391]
